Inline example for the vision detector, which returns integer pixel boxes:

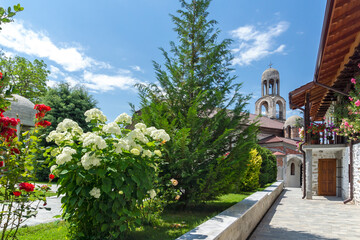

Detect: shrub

[238,148,262,192]
[256,146,277,187]
[46,109,170,239]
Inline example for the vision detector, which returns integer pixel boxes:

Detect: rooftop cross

[268,62,273,68]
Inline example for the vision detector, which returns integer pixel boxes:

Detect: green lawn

[11,183,275,240]
[12,192,254,240]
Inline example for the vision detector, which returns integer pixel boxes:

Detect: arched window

[287,125,291,138]
[291,163,295,175]
[260,101,269,116]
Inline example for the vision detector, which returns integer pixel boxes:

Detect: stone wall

[353,143,360,204]
[342,146,350,200]
[176,181,284,240]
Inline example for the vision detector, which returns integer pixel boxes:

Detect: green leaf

[101,178,111,193]
[101,224,108,232]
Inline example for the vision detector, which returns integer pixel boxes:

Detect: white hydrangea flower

[81,152,101,170]
[127,129,149,144]
[114,139,130,154]
[130,148,140,156]
[84,108,107,123]
[50,165,57,173]
[144,127,157,136]
[57,119,83,135]
[154,150,162,157]
[150,129,170,142]
[89,187,101,198]
[82,132,107,150]
[135,123,147,132]
[103,122,121,135]
[56,147,76,165]
[142,149,152,158]
[114,113,132,125]
[148,189,156,199]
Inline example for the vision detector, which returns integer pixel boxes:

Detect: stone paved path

[0,184,63,229]
[249,188,360,240]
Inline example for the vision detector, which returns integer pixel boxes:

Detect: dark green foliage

[0,51,49,103]
[256,145,277,187]
[135,0,258,205]
[35,83,97,181]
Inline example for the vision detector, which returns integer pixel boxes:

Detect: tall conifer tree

[136,0,258,204]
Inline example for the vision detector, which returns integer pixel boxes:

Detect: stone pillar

[266,81,269,95]
[306,149,313,199]
[261,82,264,97]
[277,79,280,95]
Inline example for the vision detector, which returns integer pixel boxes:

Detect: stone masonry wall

[342,147,350,200]
[353,143,360,205]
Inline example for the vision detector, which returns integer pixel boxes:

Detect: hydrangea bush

[46,109,170,239]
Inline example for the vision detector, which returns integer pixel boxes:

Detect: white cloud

[0,21,110,72]
[131,65,143,72]
[231,21,289,66]
[49,65,65,79]
[286,109,303,119]
[82,71,140,92]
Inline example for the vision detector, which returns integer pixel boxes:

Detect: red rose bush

[0,71,52,240]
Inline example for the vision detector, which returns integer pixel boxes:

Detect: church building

[252,67,303,188]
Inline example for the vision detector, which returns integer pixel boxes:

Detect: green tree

[135,0,258,205]
[255,145,277,187]
[0,4,23,30]
[35,82,97,181]
[0,52,50,103]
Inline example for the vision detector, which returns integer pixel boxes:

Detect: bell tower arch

[255,67,286,121]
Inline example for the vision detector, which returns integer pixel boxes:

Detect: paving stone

[249,188,360,240]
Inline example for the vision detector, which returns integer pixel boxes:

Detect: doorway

[318,159,336,196]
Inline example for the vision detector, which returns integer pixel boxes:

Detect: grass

[8,221,68,240]
[12,183,275,240]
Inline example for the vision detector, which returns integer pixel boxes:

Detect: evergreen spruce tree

[136,0,258,205]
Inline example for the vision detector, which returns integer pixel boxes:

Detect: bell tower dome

[255,67,286,121]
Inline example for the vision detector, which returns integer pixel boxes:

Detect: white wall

[353,143,360,205]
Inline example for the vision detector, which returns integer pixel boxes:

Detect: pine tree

[136,0,258,205]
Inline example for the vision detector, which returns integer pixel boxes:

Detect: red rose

[10,148,20,155]
[35,120,51,127]
[19,182,35,192]
[0,72,3,79]
[0,161,3,167]
[43,202,47,206]
[13,191,21,197]
[49,174,55,180]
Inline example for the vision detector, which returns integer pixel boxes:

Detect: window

[291,163,295,175]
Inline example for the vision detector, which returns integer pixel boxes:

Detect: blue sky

[0,0,326,121]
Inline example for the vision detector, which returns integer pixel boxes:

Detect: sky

[0,0,327,122]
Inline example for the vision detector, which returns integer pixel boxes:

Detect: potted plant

[307,122,325,144]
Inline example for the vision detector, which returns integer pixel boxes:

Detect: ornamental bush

[334,65,360,141]
[237,148,262,192]
[46,109,170,240]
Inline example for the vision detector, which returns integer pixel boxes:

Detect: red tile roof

[258,135,298,146]
[249,114,284,130]
[273,151,286,156]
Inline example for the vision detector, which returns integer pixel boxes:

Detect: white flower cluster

[56,147,77,165]
[84,108,107,123]
[50,165,57,173]
[143,127,170,142]
[148,189,156,199]
[142,149,152,158]
[127,129,149,144]
[46,119,83,145]
[103,122,121,135]
[81,132,107,150]
[89,187,101,198]
[113,139,130,154]
[114,113,132,125]
[81,152,101,170]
